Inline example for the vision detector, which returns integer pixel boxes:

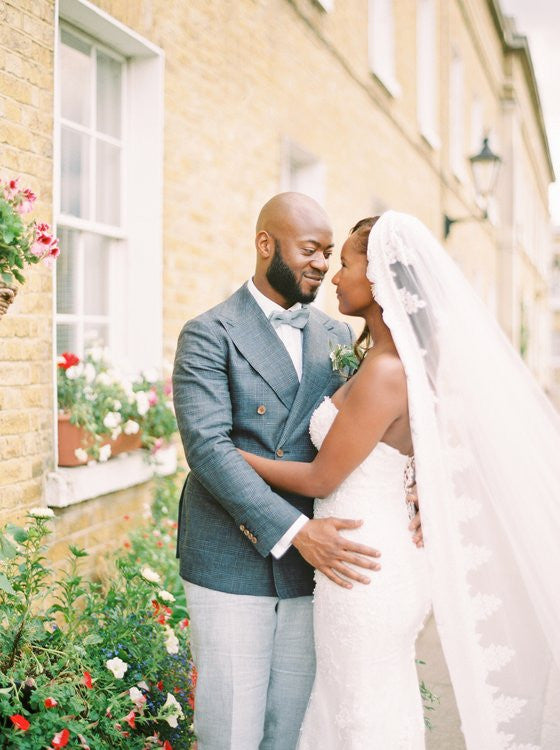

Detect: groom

[173,193,383,750]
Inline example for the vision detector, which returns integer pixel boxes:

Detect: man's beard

[266,240,321,304]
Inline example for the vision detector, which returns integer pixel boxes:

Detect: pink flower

[44,697,58,708]
[31,222,59,263]
[16,188,37,214]
[51,729,70,748]
[10,714,30,731]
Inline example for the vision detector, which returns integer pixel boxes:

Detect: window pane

[61,127,90,218]
[57,323,78,356]
[84,234,110,315]
[96,140,121,225]
[84,323,109,349]
[97,51,122,138]
[60,30,91,126]
[56,227,80,314]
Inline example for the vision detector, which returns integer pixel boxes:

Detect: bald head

[253,192,334,308]
[256,192,331,237]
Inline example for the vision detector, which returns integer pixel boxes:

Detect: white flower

[124,420,140,435]
[106,657,128,679]
[140,566,161,584]
[164,625,179,655]
[111,426,122,441]
[129,686,147,706]
[88,346,104,363]
[28,507,55,518]
[158,590,175,603]
[162,692,184,727]
[103,411,122,430]
[84,363,96,384]
[98,444,112,462]
[135,391,150,416]
[142,368,159,383]
[96,372,112,386]
[74,448,88,463]
[65,365,82,380]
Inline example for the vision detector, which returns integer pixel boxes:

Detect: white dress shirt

[247,278,309,558]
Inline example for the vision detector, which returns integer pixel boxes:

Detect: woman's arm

[239,353,408,498]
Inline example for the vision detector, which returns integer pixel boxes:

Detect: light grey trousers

[183,581,315,750]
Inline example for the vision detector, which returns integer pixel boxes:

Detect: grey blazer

[173,282,353,598]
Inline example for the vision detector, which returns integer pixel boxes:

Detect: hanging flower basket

[0,177,60,320]
[0,280,17,319]
[57,413,143,467]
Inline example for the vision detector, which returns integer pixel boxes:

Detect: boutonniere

[329,343,359,379]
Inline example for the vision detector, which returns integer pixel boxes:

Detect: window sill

[46,445,177,508]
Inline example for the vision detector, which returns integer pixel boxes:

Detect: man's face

[266,232,333,305]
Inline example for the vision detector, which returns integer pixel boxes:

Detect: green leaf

[0,535,17,560]
[0,572,15,595]
[7,525,28,543]
[69,545,88,558]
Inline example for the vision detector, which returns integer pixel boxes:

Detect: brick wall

[0,0,55,523]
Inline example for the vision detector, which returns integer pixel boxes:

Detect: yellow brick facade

[0,0,555,562]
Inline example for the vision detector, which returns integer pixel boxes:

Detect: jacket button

[257,405,266,415]
[276,448,284,458]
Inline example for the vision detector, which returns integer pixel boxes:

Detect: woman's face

[332,230,374,317]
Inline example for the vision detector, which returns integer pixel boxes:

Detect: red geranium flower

[52,729,70,748]
[44,697,58,708]
[10,714,30,731]
[124,710,136,729]
[58,352,80,370]
[83,671,93,689]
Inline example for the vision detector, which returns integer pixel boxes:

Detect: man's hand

[406,486,423,548]
[292,518,381,589]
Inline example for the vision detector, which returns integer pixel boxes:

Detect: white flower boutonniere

[329,343,360,380]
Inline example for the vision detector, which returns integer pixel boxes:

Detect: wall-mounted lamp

[444,136,502,239]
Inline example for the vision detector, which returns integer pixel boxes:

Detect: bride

[240,211,560,749]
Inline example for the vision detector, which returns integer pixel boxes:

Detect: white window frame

[449,48,466,181]
[54,0,164,376]
[368,0,401,98]
[416,0,440,148]
[51,0,165,493]
[56,23,127,358]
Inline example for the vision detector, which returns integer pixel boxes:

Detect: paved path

[416,614,466,750]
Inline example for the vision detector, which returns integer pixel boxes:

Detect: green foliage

[0,473,195,749]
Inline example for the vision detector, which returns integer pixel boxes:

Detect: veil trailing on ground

[368,211,560,749]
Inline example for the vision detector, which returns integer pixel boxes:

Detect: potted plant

[57,348,177,467]
[0,177,59,318]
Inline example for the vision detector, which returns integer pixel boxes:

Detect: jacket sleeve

[172,317,304,557]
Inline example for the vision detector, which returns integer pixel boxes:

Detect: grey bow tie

[268,307,310,330]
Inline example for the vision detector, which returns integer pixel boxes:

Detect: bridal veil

[368,211,560,749]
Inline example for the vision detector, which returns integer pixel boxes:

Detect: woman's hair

[349,216,380,363]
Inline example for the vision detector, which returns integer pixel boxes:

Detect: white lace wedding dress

[298,396,431,750]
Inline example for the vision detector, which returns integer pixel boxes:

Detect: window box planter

[57,412,142,467]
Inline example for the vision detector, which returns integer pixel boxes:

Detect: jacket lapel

[219,284,300,409]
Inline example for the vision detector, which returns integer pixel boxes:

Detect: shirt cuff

[270,514,309,559]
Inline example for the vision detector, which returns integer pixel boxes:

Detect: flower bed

[0,473,196,749]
